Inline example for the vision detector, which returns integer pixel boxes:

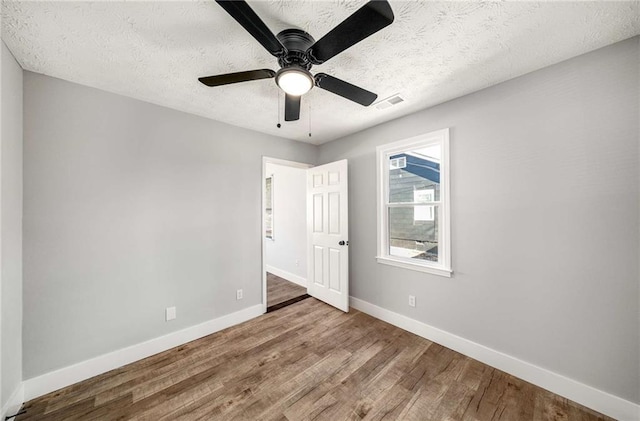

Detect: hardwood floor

[267,272,307,309]
[17,298,613,421]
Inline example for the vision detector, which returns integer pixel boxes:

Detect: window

[265,176,274,239]
[413,189,435,222]
[390,156,406,170]
[376,128,451,277]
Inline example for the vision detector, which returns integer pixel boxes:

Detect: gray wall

[22,72,316,378]
[318,37,640,403]
[1,42,23,407]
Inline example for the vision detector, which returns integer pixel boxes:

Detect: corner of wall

[1,39,24,413]
[0,384,24,420]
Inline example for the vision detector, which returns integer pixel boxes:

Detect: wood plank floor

[267,272,307,309]
[17,298,613,421]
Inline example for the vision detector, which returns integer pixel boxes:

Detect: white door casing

[306,159,349,312]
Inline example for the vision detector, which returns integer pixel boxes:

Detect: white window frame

[376,128,452,277]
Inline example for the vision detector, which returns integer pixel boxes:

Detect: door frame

[261,156,314,313]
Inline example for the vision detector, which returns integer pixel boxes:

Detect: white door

[307,159,349,312]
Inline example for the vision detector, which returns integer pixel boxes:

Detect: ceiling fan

[199,0,395,122]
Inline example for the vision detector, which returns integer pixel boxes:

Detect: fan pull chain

[308,103,312,138]
[277,91,282,128]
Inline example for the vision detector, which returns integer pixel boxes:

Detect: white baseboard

[1,383,24,420]
[23,304,264,402]
[350,297,639,421]
[266,265,307,288]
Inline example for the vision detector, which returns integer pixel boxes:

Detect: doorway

[262,157,312,313]
[261,157,350,313]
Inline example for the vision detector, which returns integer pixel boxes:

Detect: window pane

[389,145,441,203]
[388,205,439,262]
[265,210,272,239]
[265,177,272,209]
[265,177,273,239]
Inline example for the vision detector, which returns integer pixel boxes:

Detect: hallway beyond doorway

[266,273,309,312]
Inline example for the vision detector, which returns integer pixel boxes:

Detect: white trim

[266,265,307,288]
[350,296,640,421]
[263,157,313,170]
[23,304,263,401]
[375,256,452,277]
[376,128,451,276]
[1,383,24,420]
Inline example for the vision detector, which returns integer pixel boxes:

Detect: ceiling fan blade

[307,1,394,64]
[198,69,276,87]
[215,0,286,57]
[315,73,377,106]
[284,94,301,121]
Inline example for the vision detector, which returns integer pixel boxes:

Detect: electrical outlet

[408,295,416,308]
[236,289,243,300]
[166,306,176,321]
[295,260,299,267]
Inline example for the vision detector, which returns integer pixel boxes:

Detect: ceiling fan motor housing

[276,29,316,70]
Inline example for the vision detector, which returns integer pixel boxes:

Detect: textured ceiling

[2,1,639,145]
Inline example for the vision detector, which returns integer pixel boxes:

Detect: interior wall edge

[0,383,24,420]
[1,39,24,413]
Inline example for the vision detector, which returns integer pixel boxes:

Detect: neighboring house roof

[390,153,440,184]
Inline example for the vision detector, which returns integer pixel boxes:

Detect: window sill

[376,256,452,278]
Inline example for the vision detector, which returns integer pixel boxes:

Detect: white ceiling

[2,1,638,145]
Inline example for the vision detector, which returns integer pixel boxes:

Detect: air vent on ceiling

[375,94,405,110]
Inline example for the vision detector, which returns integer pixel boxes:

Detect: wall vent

[375,94,405,110]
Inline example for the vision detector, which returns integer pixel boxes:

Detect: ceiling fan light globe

[276,68,313,96]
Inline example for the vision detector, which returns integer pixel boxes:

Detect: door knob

[339,240,348,246]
